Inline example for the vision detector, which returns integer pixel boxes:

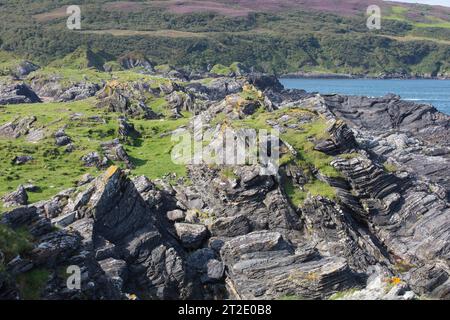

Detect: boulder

[167,209,186,222]
[1,185,28,207]
[174,223,208,249]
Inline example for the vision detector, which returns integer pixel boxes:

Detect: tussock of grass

[220,167,238,181]
[0,224,33,266]
[283,177,336,207]
[329,288,358,300]
[16,268,50,300]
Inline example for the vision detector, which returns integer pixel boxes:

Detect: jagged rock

[51,211,77,228]
[206,259,225,282]
[0,116,36,139]
[6,256,34,275]
[159,82,182,95]
[59,82,101,102]
[23,184,38,192]
[209,215,250,237]
[98,258,128,294]
[314,120,357,155]
[174,223,208,249]
[186,248,224,283]
[30,231,81,266]
[118,52,154,72]
[54,128,72,146]
[247,73,283,92]
[100,139,134,169]
[188,165,301,233]
[118,117,140,141]
[336,272,416,300]
[26,128,45,142]
[81,152,108,168]
[96,83,159,119]
[1,185,28,207]
[220,231,358,299]
[0,82,41,105]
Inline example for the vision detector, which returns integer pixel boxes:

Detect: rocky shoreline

[0,66,449,300]
[280,72,450,80]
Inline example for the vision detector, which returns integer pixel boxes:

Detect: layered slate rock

[187,165,302,234]
[220,231,359,299]
[0,167,208,300]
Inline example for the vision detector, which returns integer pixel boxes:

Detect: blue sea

[279,78,450,115]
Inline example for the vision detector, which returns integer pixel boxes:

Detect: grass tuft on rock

[16,268,50,300]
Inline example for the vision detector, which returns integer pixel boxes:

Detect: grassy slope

[0,97,190,206]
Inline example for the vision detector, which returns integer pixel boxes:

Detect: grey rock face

[96,85,159,119]
[81,152,108,168]
[209,215,251,237]
[100,139,134,169]
[1,73,449,300]
[119,54,154,73]
[0,116,36,139]
[1,185,28,207]
[220,231,358,299]
[118,117,140,141]
[54,128,72,147]
[0,82,41,105]
[175,223,208,249]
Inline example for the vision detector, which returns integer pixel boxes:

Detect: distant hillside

[0,0,449,76]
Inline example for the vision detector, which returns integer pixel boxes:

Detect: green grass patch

[283,177,336,207]
[0,98,191,205]
[220,167,238,181]
[0,224,33,263]
[16,268,50,300]
[329,288,358,300]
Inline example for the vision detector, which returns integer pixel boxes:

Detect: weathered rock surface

[0,116,36,139]
[0,82,41,105]
[1,185,28,207]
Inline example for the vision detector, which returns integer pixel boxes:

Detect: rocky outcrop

[0,116,36,139]
[220,231,359,299]
[118,52,154,73]
[1,185,28,207]
[96,82,160,119]
[0,82,41,105]
[100,139,134,169]
[314,120,357,155]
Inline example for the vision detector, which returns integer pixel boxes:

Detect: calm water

[279,78,450,115]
